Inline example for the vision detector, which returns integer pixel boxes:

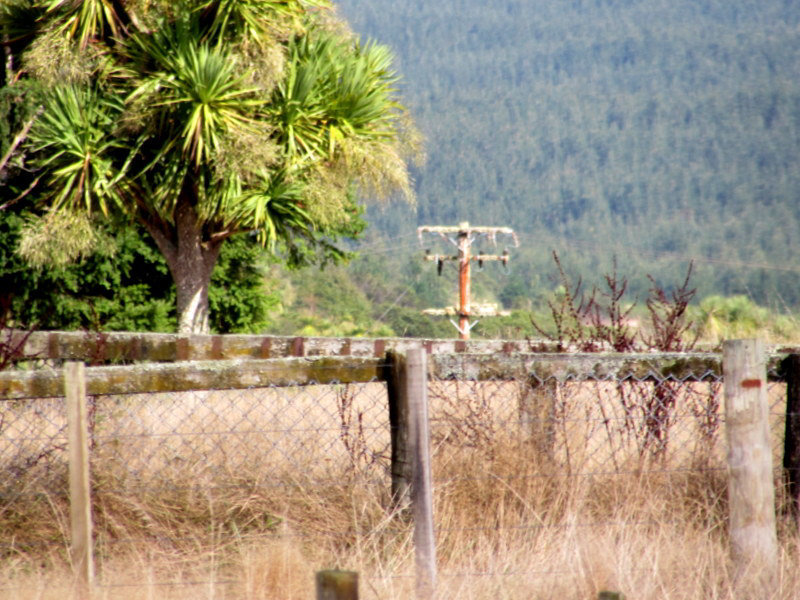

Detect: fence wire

[430,371,787,475]
[423,369,791,594]
[0,357,793,599]
[91,381,390,488]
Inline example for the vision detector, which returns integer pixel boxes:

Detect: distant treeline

[336,0,800,308]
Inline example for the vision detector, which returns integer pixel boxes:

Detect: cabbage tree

[1,0,419,333]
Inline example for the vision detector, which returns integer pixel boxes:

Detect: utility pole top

[418,223,518,340]
[418,223,516,238]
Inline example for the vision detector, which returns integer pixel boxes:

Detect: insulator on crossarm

[437,257,444,276]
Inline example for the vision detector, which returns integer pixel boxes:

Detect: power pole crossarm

[418,225,516,236]
[423,254,510,262]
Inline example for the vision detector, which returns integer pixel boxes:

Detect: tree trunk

[142,195,222,334]
[173,241,220,334]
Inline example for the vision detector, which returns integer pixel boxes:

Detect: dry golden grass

[0,380,796,599]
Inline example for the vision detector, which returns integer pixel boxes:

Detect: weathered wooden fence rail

[12,329,800,365]
[0,356,385,398]
[0,349,790,399]
[7,330,562,364]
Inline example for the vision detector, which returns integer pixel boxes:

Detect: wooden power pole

[418,222,518,339]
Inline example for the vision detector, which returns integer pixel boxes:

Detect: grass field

[0,378,795,599]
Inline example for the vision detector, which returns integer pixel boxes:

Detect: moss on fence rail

[8,331,797,369]
[8,331,558,364]
[0,357,385,399]
[0,350,789,399]
[429,352,729,382]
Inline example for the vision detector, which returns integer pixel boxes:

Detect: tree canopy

[0,0,420,333]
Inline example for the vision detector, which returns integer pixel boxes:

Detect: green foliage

[0,82,42,160]
[265,264,394,337]
[690,295,800,344]
[468,310,538,341]
[693,295,767,342]
[27,85,126,215]
[0,202,274,333]
[378,306,452,338]
[0,206,175,331]
[1,0,416,333]
[208,236,280,334]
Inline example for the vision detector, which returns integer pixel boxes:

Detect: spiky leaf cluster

[2,0,418,261]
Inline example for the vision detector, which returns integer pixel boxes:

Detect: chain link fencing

[425,368,790,594]
[429,371,788,474]
[0,354,793,598]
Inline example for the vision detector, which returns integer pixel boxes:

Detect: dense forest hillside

[335,0,800,310]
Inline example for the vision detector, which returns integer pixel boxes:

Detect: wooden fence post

[519,375,556,459]
[386,347,437,596]
[406,346,437,598]
[722,339,778,598]
[65,361,94,597]
[316,570,358,600]
[385,351,412,510]
[781,353,800,527]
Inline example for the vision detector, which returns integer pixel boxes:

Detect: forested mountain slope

[336,0,800,308]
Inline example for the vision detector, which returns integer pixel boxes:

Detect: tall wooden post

[385,351,412,510]
[781,353,800,526]
[386,347,438,596]
[406,346,437,598]
[65,361,94,597]
[722,339,778,598]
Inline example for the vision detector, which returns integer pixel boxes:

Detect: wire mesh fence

[425,368,790,593]
[90,381,391,488]
[430,372,788,473]
[0,352,794,598]
[0,372,401,597]
[0,395,69,554]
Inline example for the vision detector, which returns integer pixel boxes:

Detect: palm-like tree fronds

[195,0,330,46]
[28,84,128,215]
[125,24,263,168]
[10,1,418,333]
[228,169,313,249]
[43,0,128,48]
[271,29,400,169]
[0,0,47,48]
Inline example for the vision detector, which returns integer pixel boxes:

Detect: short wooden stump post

[316,570,358,600]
